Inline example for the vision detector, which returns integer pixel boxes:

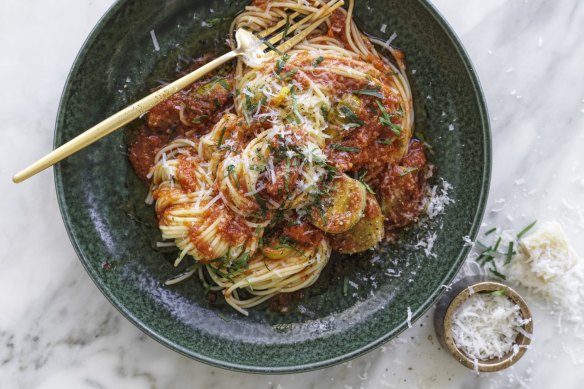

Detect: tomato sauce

[128,55,234,181]
[217,206,253,246]
[282,222,324,246]
[377,139,428,233]
[176,156,201,192]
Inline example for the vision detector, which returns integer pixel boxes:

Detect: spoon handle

[12,50,239,183]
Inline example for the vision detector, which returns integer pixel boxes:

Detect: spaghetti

[135,0,427,315]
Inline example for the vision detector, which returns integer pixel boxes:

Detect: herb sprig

[313,56,324,67]
[376,100,401,136]
[474,220,537,280]
[352,85,384,99]
[339,106,364,127]
[330,144,361,153]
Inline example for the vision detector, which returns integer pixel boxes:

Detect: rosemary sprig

[376,100,401,136]
[330,144,361,153]
[399,167,418,177]
[517,220,537,240]
[339,106,364,127]
[352,85,383,99]
[217,126,227,147]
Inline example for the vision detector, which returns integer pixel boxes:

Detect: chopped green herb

[191,115,209,124]
[330,144,361,153]
[505,241,514,266]
[262,38,281,54]
[217,312,230,322]
[357,170,375,194]
[475,240,490,250]
[320,104,329,119]
[490,268,507,280]
[313,56,324,67]
[493,237,502,252]
[275,54,290,74]
[399,167,418,177]
[284,156,291,192]
[477,253,495,266]
[490,289,506,296]
[290,86,301,123]
[484,227,497,236]
[377,138,395,145]
[339,106,364,127]
[282,15,290,38]
[352,85,383,99]
[212,267,234,283]
[203,16,231,28]
[278,68,298,81]
[342,276,349,297]
[517,220,537,240]
[376,100,401,135]
[230,252,250,270]
[227,164,240,189]
[217,126,227,147]
[243,88,257,125]
[215,78,231,91]
[254,148,267,163]
[209,255,227,263]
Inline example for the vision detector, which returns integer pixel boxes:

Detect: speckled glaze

[53,0,490,373]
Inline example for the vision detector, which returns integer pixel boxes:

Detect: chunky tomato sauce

[128,56,234,181]
[378,139,428,233]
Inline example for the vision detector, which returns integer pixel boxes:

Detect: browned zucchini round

[329,194,384,254]
[309,174,367,234]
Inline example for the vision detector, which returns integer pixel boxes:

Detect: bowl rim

[53,0,492,373]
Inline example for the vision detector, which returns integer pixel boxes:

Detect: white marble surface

[1,0,584,387]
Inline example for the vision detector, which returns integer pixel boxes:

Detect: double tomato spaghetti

[129,0,428,314]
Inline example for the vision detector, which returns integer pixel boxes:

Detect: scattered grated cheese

[380,24,387,33]
[150,30,160,52]
[452,293,526,360]
[383,32,397,49]
[407,306,412,328]
[423,179,454,219]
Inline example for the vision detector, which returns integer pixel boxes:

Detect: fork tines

[257,0,345,55]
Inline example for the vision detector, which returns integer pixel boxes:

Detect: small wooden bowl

[434,276,533,372]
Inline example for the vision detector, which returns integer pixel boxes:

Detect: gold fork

[13,0,344,183]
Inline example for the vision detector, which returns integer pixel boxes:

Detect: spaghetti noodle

[136,0,427,315]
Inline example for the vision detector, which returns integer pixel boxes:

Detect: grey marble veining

[1,0,584,388]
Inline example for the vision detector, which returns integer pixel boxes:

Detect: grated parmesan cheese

[423,179,454,219]
[506,222,584,324]
[519,222,579,282]
[150,30,160,52]
[452,293,527,360]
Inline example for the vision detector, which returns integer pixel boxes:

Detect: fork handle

[13,50,240,183]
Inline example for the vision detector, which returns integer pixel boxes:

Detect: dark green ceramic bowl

[54,0,490,373]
